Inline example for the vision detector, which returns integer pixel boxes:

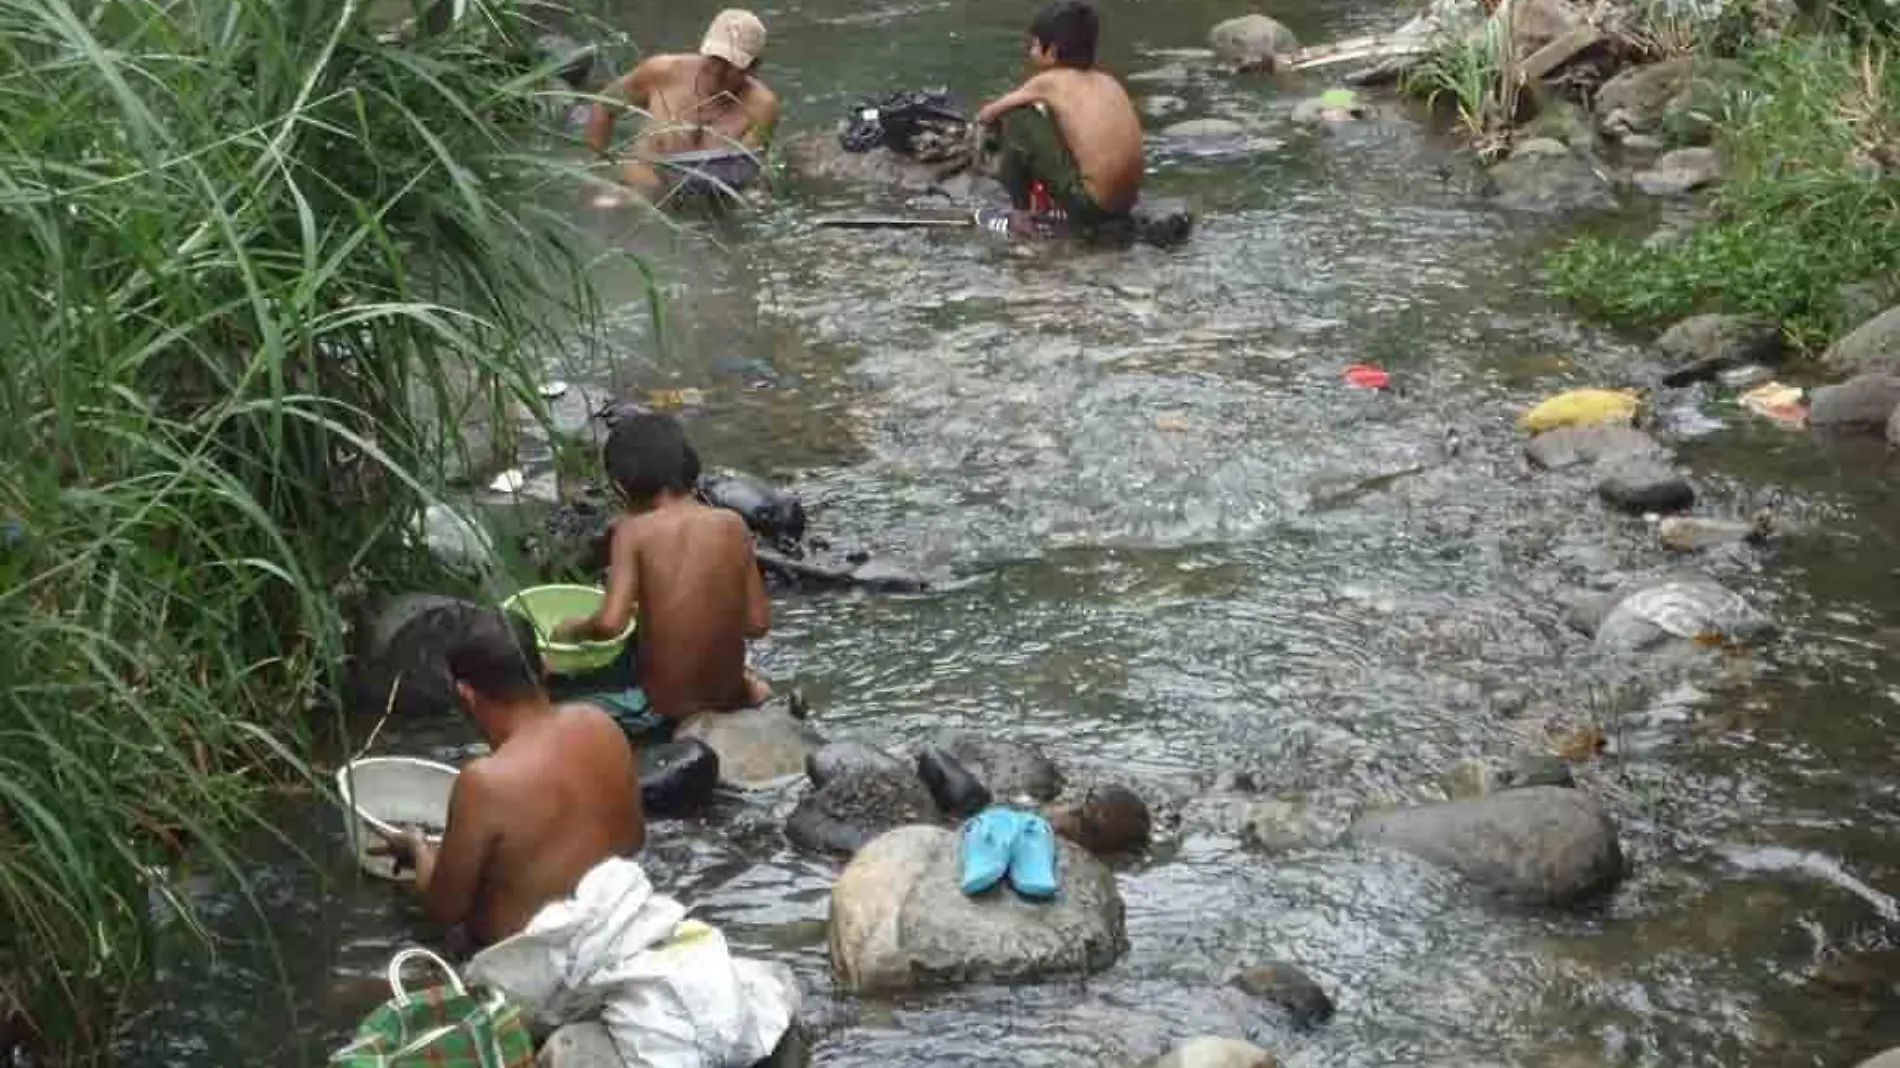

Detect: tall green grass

[1548,32,1900,348]
[0,0,605,1054]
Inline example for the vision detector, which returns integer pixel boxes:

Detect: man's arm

[584,61,658,155]
[413,765,495,928]
[740,523,770,640]
[555,520,639,641]
[975,75,1053,126]
[740,85,781,150]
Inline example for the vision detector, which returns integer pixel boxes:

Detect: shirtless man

[554,412,771,744]
[584,10,781,202]
[973,0,1145,242]
[380,609,643,947]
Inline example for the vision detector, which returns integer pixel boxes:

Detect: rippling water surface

[121,0,1900,1064]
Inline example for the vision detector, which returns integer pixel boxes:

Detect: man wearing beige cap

[585,9,780,203]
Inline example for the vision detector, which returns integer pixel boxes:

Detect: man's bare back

[609,499,769,721]
[445,707,642,944]
[993,68,1142,212]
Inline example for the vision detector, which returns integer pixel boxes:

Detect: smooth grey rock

[1597,461,1695,514]
[1349,787,1624,906]
[1593,575,1773,653]
[1164,118,1248,140]
[1656,314,1784,386]
[1634,146,1723,195]
[639,739,721,817]
[1658,514,1770,552]
[786,766,937,856]
[1824,305,1900,375]
[1512,136,1571,158]
[350,594,474,719]
[1144,1037,1278,1068]
[934,732,1065,801]
[1854,1050,1900,1068]
[829,825,1126,992]
[807,741,908,789]
[1525,425,1667,470]
[782,132,1004,202]
[677,702,826,789]
[1291,92,1369,125]
[1496,755,1577,791]
[1044,783,1153,857]
[1232,962,1335,1028]
[537,1022,617,1068]
[1809,373,1900,430]
[1489,153,1616,214]
[1144,94,1191,120]
[1209,15,1300,71]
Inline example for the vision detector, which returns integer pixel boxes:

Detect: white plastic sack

[465,858,797,1068]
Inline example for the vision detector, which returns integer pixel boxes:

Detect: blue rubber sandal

[1007,812,1060,900]
[959,807,1017,896]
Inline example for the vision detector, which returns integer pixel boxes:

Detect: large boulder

[782,131,1002,202]
[1143,1037,1278,1068]
[933,733,1065,802]
[1590,575,1774,653]
[1633,146,1723,196]
[1348,787,1624,907]
[1655,314,1783,386]
[829,825,1126,992]
[1525,425,1666,470]
[1809,373,1900,431]
[1594,57,1741,142]
[1209,15,1300,71]
[1856,1051,1900,1068]
[785,766,938,856]
[1488,152,1616,214]
[1825,305,1900,374]
[349,594,473,719]
[677,703,826,790]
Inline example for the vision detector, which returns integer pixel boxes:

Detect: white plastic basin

[335,756,458,881]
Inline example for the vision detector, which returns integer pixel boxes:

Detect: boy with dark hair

[554,413,772,744]
[379,606,644,946]
[974,0,1145,242]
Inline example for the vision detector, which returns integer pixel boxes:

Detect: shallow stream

[121,1,1900,1065]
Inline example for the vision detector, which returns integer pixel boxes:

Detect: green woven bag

[329,948,535,1068]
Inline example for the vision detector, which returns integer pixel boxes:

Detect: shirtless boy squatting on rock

[552,412,773,745]
[974,0,1146,242]
[378,608,643,948]
[584,9,781,204]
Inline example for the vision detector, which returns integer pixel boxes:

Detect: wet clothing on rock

[585,686,676,746]
[995,105,1133,243]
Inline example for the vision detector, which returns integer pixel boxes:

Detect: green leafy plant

[0,0,612,1055]
[1404,6,1524,156]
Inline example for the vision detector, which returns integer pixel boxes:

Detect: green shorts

[587,687,675,745]
[995,105,1132,240]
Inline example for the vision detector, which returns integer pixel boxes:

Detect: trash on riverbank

[1739,382,1808,428]
[1344,363,1391,389]
[1520,388,1640,433]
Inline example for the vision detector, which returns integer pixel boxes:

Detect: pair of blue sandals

[959,806,1059,899]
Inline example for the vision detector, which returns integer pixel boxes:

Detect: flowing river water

[119,0,1900,1065]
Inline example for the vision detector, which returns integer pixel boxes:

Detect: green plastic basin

[501,584,635,676]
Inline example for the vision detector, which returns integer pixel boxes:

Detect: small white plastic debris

[487,469,527,494]
[538,380,570,399]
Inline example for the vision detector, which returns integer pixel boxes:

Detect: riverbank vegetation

[0,0,600,1055]
[1549,26,1899,348]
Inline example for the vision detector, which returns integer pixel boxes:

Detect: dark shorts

[584,687,675,745]
[656,148,762,199]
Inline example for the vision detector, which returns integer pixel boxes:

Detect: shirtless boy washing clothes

[974,0,1145,243]
[584,9,781,203]
[553,413,773,746]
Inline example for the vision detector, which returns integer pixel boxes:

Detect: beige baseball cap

[700,9,766,69]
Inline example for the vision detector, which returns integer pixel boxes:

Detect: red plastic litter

[1344,364,1390,390]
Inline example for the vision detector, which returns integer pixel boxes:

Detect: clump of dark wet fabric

[839,88,971,163]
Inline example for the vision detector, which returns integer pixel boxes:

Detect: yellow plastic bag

[1519,388,1641,434]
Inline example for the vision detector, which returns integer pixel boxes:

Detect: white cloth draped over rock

[465,857,798,1068]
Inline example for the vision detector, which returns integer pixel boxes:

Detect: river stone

[638,739,721,817]
[350,594,474,718]
[677,703,826,789]
[806,741,908,789]
[828,825,1127,992]
[1164,118,1248,140]
[1488,152,1615,214]
[1144,94,1191,120]
[1809,373,1900,430]
[1496,754,1577,791]
[1634,146,1723,196]
[934,732,1065,802]
[1512,137,1570,158]
[1658,514,1767,552]
[1597,461,1695,514]
[1291,91,1368,126]
[1825,305,1900,375]
[781,131,1004,202]
[1656,314,1784,386]
[538,1019,811,1068]
[1855,1051,1900,1068]
[1595,57,1739,142]
[1209,15,1300,71]
[1525,425,1666,470]
[1143,1037,1278,1068]
[1348,787,1624,907]
[786,766,938,856]
[1593,575,1773,653]
[1044,784,1154,858]
[1231,962,1335,1028]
